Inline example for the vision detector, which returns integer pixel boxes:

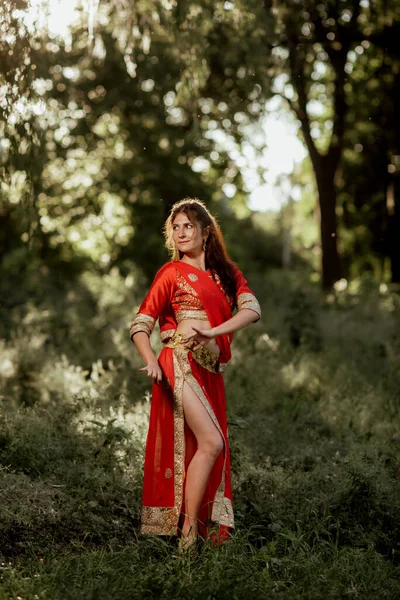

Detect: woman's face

[172,212,206,256]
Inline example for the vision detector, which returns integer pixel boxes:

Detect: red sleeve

[233,266,261,321]
[130,263,175,340]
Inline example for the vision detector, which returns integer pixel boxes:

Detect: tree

[367,14,400,283]
[262,0,400,288]
[326,3,400,283]
[263,0,365,289]
[0,0,45,261]
[0,0,272,282]
[4,0,399,288]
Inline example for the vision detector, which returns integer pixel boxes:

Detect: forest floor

[1,269,400,599]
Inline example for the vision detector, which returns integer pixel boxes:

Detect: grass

[1,267,400,599]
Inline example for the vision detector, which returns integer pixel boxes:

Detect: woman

[130,198,261,550]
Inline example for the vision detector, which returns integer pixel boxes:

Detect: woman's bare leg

[181,381,224,542]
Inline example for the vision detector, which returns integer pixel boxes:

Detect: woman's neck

[180,254,207,272]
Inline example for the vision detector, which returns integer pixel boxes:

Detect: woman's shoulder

[229,262,254,291]
[152,261,177,281]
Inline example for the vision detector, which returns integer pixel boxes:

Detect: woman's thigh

[182,381,223,448]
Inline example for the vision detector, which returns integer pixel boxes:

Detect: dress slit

[141,345,234,536]
[181,379,224,453]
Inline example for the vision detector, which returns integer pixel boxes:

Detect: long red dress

[130,261,260,539]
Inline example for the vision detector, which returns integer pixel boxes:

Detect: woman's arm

[211,308,259,337]
[185,265,261,351]
[130,264,175,383]
[133,332,163,383]
[185,309,258,351]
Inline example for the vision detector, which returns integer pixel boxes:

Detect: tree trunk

[315,168,342,290]
[390,69,400,283]
[387,213,400,283]
[295,72,344,290]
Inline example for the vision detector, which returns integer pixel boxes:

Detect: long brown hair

[163,198,237,305]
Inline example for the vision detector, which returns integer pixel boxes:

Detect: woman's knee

[199,433,224,460]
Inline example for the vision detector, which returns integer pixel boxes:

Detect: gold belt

[166,332,220,374]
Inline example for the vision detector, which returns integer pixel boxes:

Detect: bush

[1,268,400,597]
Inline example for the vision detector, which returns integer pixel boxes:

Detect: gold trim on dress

[141,345,234,535]
[193,345,220,374]
[141,506,179,535]
[130,313,156,339]
[175,272,203,309]
[237,293,261,319]
[176,309,208,322]
[166,332,220,374]
[174,347,234,530]
[160,329,176,342]
[211,486,234,528]
[140,351,186,537]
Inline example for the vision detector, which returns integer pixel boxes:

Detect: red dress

[130,261,260,540]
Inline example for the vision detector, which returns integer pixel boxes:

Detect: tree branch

[327,1,362,166]
[287,38,321,170]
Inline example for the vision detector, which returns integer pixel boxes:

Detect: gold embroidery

[176,271,200,295]
[174,348,222,436]
[176,309,208,322]
[130,313,156,339]
[160,329,176,342]
[211,486,235,528]
[141,351,186,537]
[237,293,261,318]
[193,345,219,374]
[166,332,189,347]
[166,332,220,373]
[175,272,203,310]
[188,273,198,282]
[141,342,234,536]
[172,351,185,533]
[173,347,234,530]
[141,506,179,536]
[165,468,173,479]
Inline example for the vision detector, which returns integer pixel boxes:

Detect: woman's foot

[178,535,197,553]
[178,524,198,556]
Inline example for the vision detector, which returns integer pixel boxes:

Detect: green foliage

[1,0,274,282]
[0,405,144,558]
[2,0,400,287]
[284,286,322,351]
[2,2,400,596]
[1,270,400,597]
[0,1,36,115]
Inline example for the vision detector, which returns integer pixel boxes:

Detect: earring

[203,239,207,252]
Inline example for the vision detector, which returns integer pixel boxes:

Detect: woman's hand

[184,327,216,352]
[140,360,163,383]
